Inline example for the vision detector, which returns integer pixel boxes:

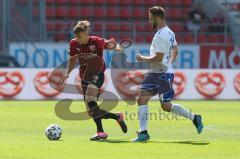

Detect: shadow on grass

[150,141,210,145]
[93,139,210,145]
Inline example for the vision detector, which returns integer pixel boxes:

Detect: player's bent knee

[161,102,172,112]
[137,96,148,106]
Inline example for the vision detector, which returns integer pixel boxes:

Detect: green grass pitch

[0,100,239,159]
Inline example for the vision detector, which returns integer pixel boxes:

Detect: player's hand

[106,38,116,49]
[59,74,69,87]
[136,54,143,62]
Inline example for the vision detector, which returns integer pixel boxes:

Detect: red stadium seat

[119,23,133,31]
[68,0,78,4]
[119,8,131,18]
[197,34,207,43]
[106,7,119,18]
[108,0,118,5]
[135,23,146,32]
[171,24,185,32]
[136,35,145,43]
[54,33,67,41]
[68,7,78,18]
[80,7,92,17]
[120,0,132,5]
[170,0,183,6]
[132,7,144,18]
[183,0,192,6]
[183,34,194,43]
[32,7,39,17]
[145,0,156,5]
[145,35,153,43]
[168,8,184,19]
[119,34,132,40]
[133,0,143,5]
[92,23,103,31]
[227,35,233,43]
[208,34,219,43]
[55,7,66,18]
[95,0,106,4]
[157,0,169,6]
[54,0,67,5]
[46,8,55,18]
[95,7,105,18]
[106,23,119,31]
[46,23,55,31]
[80,0,94,4]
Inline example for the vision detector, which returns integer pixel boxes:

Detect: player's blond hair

[73,20,90,35]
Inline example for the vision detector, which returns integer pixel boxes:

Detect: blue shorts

[140,73,171,96]
[160,73,174,103]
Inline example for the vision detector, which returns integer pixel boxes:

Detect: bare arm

[136,52,164,63]
[169,45,178,64]
[65,55,77,75]
[105,38,124,52]
[59,55,77,86]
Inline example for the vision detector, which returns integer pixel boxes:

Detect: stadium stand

[13,0,233,44]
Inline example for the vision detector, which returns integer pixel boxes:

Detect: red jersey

[68,36,108,81]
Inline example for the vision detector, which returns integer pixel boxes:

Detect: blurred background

[0,0,239,100]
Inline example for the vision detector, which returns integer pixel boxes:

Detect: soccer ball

[45,124,62,140]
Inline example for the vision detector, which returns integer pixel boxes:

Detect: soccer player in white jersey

[133,6,204,142]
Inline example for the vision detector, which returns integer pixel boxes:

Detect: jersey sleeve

[152,35,168,55]
[91,36,107,49]
[68,40,77,56]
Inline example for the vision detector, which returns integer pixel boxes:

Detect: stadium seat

[132,7,144,18]
[120,0,132,5]
[32,7,39,17]
[145,35,153,43]
[69,0,78,5]
[136,35,145,43]
[197,34,207,43]
[145,0,156,5]
[80,7,92,17]
[171,24,185,32]
[46,23,55,31]
[106,7,119,18]
[168,8,184,19]
[183,0,192,6]
[46,8,55,18]
[106,23,119,31]
[92,23,103,32]
[80,0,94,4]
[55,7,66,18]
[133,0,143,5]
[94,0,106,4]
[95,7,105,18]
[119,23,133,31]
[119,7,131,18]
[68,7,78,18]
[108,0,118,5]
[170,0,183,6]
[183,34,194,43]
[54,0,67,5]
[54,33,67,41]
[119,34,132,40]
[135,23,146,32]
[208,34,219,43]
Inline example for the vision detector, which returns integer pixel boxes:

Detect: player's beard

[152,19,158,29]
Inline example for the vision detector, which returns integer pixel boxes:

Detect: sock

[171,103,195,121]
[87,101,104,132]
[93,117,104,132]
[102,112,119,120]
[138,105,149,132]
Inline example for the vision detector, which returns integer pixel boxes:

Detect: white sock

[171,103,195,121]
[138,105,148,132]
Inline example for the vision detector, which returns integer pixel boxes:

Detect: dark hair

[73,20,90,35]
[148,6,165,20]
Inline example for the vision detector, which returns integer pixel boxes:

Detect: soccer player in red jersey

[60,21,127,140]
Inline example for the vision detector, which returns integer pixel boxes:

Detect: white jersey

[149,26,177,73]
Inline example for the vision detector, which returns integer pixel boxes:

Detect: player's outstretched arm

[104,38,124,52]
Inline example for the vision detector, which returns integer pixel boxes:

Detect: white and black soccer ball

[45,124,62,140]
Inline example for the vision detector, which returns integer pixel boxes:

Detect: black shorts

[81,72,104,100]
